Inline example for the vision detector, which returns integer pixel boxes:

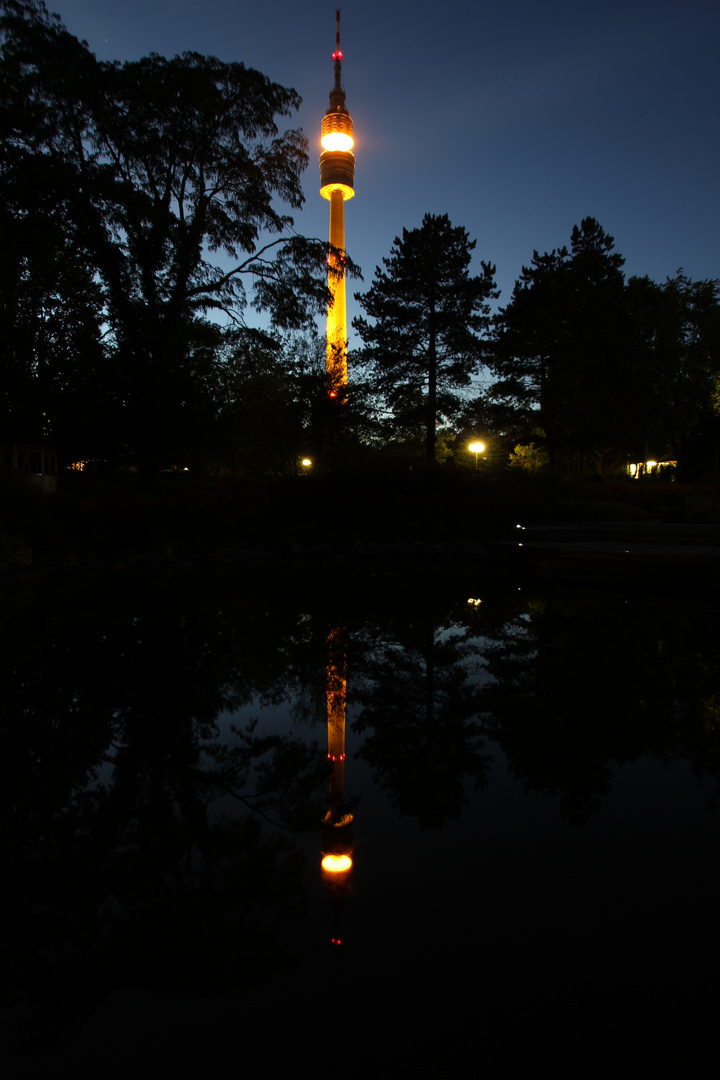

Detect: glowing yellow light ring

[320,182,355,202]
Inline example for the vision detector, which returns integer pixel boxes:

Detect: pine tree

[354,214,497,464]
[491,218,630,474]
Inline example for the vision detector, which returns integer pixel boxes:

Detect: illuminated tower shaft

[326,624,347,824]
[320,11,355,394]
[327,190,348,386]
[321,625,353,894]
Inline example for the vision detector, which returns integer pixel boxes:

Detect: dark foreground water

[2,567,719,1074]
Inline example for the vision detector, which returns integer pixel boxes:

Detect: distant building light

[629,459,677,478]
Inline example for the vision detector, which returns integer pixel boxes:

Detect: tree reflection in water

[2,574,720,1064]
[0,579,328,1052]
[478,590,720,823]
[351,602,492,827]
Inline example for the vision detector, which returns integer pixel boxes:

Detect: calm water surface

[2,570,719,1072]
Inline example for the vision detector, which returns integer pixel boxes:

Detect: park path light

[468,440,486,469]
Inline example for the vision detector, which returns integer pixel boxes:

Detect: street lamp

[468,441,485,469]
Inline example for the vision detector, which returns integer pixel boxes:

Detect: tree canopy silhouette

[491,218,720,476]
[353,213,497,464]
[0,0,349,469]
[491,218,633,475]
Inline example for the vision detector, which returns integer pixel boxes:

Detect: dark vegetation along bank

[2,465,719,591]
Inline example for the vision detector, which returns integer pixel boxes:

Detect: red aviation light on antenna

[332,49,343,61]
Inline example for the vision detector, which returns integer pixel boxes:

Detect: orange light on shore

[319,182,355,202]
[322,854,353,873]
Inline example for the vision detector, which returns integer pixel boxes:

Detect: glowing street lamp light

[301,458,312,468]
[469,441,485,469]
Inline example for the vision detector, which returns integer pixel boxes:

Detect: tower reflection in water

[320,626,354,954]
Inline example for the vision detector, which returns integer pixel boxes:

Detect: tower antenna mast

[333,9,343,88]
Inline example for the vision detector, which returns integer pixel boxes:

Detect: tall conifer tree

[354,214,497,463]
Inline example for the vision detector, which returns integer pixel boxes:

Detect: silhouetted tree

[492,218,633,475]
[210,330,303,476]
[354,213,497,464]
[626,271,720,478]
[0,0,352,470]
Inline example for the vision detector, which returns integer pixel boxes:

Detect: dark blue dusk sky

[53,0,719,344]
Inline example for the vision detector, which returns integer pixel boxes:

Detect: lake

[2,565,719,1073]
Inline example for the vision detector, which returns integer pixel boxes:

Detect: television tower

[320,10,355,397]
